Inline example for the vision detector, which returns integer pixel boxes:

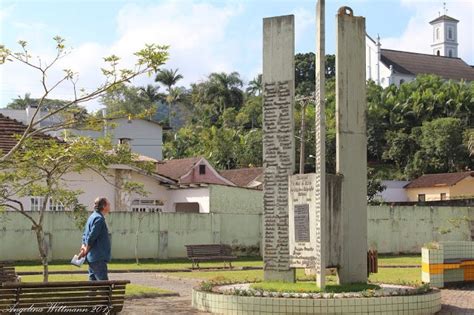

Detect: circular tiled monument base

[192,289,442,314]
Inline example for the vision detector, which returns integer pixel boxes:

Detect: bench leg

[229,261,233,269]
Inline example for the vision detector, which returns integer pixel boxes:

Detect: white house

[72,117,164,160]
[0,113,261,215]
[0,107,165,161]
[365,13,474,87]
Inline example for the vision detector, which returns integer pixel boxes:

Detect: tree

[295,53,335,96]
[0,36,169,161]
[236,95,262,129]
[155,68,183,126]
[246,74,262,96]
[0,137,149,281]
[205,72,244,113]
[139,84,163,104]
[190,72,244,128]
[134,212,147,265]
[408,118,470,176]
[100,83,158,117]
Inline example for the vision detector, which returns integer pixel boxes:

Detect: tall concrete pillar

[314,0,327,289]
[335,7,368,283]
[262,14,296,282]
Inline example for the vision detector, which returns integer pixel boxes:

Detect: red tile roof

[155,157,202,180]
[219,167,263,187]
[0,114,54,154]
[380,49,474,82]
[405,171,474,189]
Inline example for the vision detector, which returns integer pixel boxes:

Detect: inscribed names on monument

[294,204,310,243]
[262,80,294,272]
[262,15,295,280]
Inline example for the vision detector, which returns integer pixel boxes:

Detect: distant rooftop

[220,167,263,187]
[429,14,459,24]
[405,172,474,189]
[381,49,474,81]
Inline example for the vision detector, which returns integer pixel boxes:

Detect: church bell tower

[430,5,459,58]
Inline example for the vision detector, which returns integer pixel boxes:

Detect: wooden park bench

[367,249,378,276]
[0,262,20,284]
[0,280,130,314]
[185,244,237,269]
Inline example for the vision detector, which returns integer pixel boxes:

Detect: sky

[1,0,473,111]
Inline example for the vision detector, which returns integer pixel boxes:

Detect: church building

[366,12,474,87]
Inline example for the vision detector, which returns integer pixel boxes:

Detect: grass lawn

[14,255,419,274]
[170,267,422,286]
[251,281,379,293]
[369,267,421,285]
[378,255,420,266]
[20,274,176,298]
[14,257,263,273]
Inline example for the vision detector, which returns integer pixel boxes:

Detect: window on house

[418,194,426,202]
[49,199,65,211]
[30,197,44,211]
[436,28,440,40]
[399,79,405,85]
[175,202,200,213]
[131,199,163,213]
[448,50,453,57]
[199,164,206,175]
[436,50,440,56]
[440,193,447,201]
[118,138,131,146]
[448,28,453,40]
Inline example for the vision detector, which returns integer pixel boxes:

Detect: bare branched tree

[0,36,169,161]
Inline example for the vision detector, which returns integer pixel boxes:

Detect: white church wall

[365,36,379,83]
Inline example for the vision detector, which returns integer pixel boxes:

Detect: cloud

[0,2,14,24]
[1,0,245,111]
[383,0,474,63]
[111,1,243,86]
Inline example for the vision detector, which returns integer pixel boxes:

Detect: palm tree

[139,84,162,119]
[166,87,184,122]
[155,69,183,126]
[206,72,244,114]
[246,74,262,96]
[139,84,162,103]
[7,93,34,109]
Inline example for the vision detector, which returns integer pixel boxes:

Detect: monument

[264,1,368,286]
[335,6,368,283]
[193,3,442,313]
[262,14,296,282]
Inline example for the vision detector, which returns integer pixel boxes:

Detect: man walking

[78,197,111,280]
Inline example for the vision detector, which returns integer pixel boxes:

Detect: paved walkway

[112,273,474,314]
[438,283,474,314]
[110,273,209,315]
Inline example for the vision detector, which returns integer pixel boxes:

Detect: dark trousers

[88,260,109,280]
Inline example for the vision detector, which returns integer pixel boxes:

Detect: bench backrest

[0,280,130,313]
[0,265,18,283]
[185,244,233,257]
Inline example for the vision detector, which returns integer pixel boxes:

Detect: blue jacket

[82,210,111,263]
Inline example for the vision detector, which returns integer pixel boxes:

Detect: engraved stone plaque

[294,204,310,242]
[289,174,324,273]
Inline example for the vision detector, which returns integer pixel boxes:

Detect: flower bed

[192,280,442,314]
